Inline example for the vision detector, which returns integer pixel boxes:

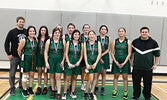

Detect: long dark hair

[37,26,49,43]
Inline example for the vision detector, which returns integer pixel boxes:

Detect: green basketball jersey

[81,33,89,43]
[37,40,46,56]
[97,35,109,52]
[48,38,63,58]
[65,33,71,42]
[68,40,81,64]
[86,40,98,61]
[114,38,128,59]
[24,37,37,56]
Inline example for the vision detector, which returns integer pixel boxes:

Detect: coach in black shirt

[131,27,160,100]
[4,16,26,95]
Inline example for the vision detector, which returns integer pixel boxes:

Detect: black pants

[132,69,152,99]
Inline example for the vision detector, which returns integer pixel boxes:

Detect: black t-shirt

[4,28,26,57]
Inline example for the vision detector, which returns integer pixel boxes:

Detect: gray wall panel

[25,10,61,35]
[62,11,96,34]
[160,18,167,65]
[0,9,26,60]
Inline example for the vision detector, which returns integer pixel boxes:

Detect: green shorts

[112,58,130,73]
[20,55,37,72]
[101,53,110,69]
[64,62,81,76]
[48,57,63,73]
[37,55,45,67]
[88,60,101,73]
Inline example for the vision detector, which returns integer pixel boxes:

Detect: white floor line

[153,84,167,94]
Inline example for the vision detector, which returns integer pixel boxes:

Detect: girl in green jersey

[83,30,102,99]
[36,26,49,95]
[111,27,132,99]
[45,28,65,99]
[95,25,111,95]
[18,26,37,97]
[80,24,90,91]
[62,29,83,99]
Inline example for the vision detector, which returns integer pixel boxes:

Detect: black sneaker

[94,87,98,95]
[83,92,88,99]
[48,85,51,91]
[89,92,94,99]
[28,87,35,96]
[10,88,15,95]
[22,90,29,98]
[42,87,47,95]
[50,91,55,98]
[36,87,41,95]
[101,87,105,95]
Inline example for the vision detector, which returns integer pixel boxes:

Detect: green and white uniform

[37,40,46,67]
[20,37,37,72]
[48,38,63,73]
[65,40,82,75]
[80,33,89,67]
[97,35,110,69]
[112,38,130,73]
[86,40,101,73]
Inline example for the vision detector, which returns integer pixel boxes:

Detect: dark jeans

[132,68,152,99]
[9,56,22,89]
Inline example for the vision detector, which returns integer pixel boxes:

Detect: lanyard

[53,39,59,53]
[89,41,95,55]
[73,42,78,55]
[101,36,105,47]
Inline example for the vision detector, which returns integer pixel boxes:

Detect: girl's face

[83,25,90,34]
[40,28,46,36]
[53,30,60,39]
[89,31,96,41]
[68,25,75,34]
[28,28,36,38]
[100,26,107,35]
[73,32,80,41]
[118,28,126,37]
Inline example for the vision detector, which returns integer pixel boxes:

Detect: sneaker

[94,87,98,95]
[22,90,29,98]
[123,91,128,99]
[57,94,61,100]
[81,83,85,90]
[112,90,117,97]
[48,85,51,91]
[36,87,41,95]
[10,88,15,95]
[101,87,105,95]
[70,92,77,99]
[28,88,35,96]
[42,87,47,95]
[62,93,67,100]
[89,92,94,99]
[83,92,88,99]
[50,91,55,98]
[132,97,139,100]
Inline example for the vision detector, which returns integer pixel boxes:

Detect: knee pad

[22,75,29,82]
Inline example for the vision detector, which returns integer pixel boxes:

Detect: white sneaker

[81,83,85,91]
[70,92,77,99]
[62,93,66,100]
